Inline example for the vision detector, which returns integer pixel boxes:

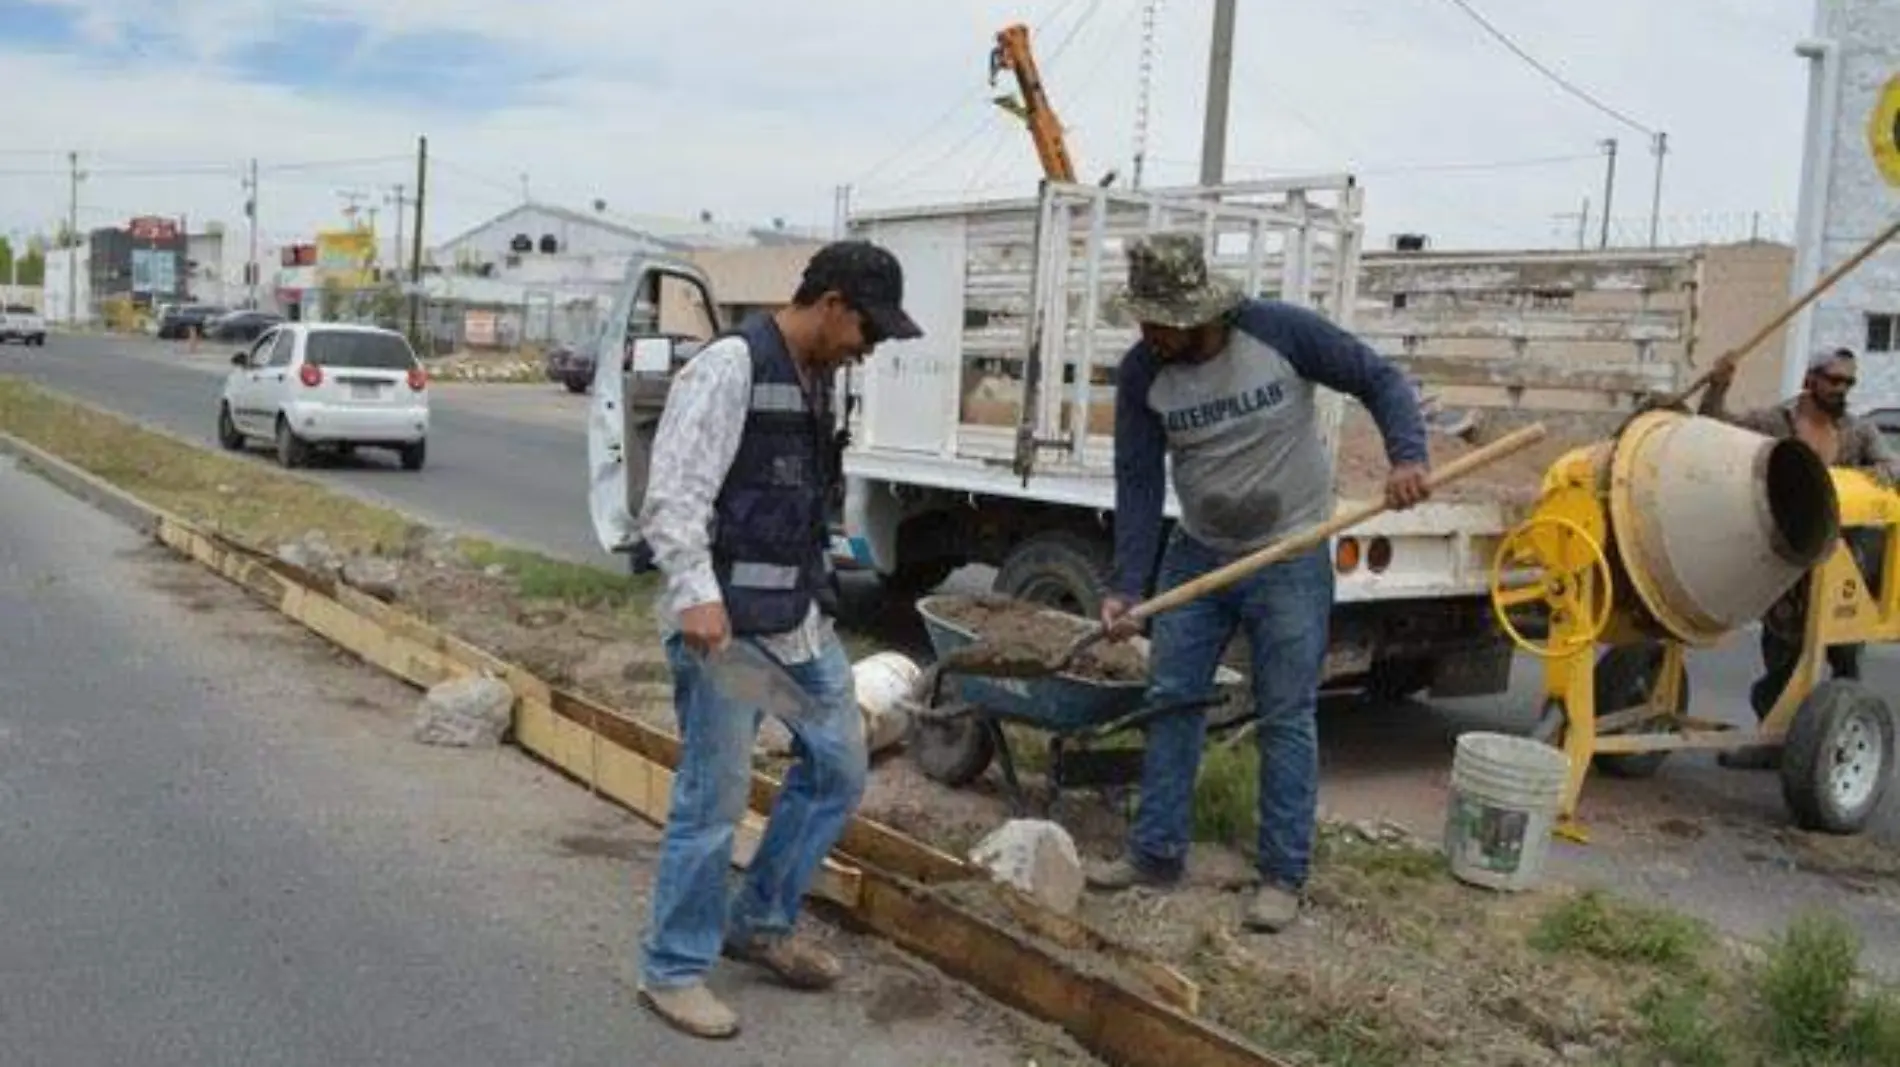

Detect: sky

[0,0,1818,258]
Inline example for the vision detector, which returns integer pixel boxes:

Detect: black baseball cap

[801,240,924,342]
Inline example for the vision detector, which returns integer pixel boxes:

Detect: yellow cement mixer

[1487,407,1899,839]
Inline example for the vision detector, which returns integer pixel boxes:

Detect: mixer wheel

[1781,680,1895,835]
[1489,516,1615,659]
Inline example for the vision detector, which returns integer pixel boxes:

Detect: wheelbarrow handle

[1125,422,1550,626]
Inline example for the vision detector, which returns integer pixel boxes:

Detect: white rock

[341,556,403,600]
[756,717,796,758]
[968,819,1085,916]
[414,675,516,748]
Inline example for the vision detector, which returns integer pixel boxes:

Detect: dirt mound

[929,595,1148,684]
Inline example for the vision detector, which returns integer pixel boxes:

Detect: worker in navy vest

[634,240,922,1039]
[1086,233,1431,934]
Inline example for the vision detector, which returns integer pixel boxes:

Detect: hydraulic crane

[988,24,1078,184]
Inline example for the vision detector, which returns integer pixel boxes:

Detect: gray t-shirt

[1109,299,1428,597]
[1146,328,1332,552]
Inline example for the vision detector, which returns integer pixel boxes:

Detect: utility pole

[1131,0,1161,189]
[519,173,530,204]
[408,136,428,342]
[243,158,259,308]
[832,184,852,239]
[1647,131,1668,248]
[66,151,81,327]
[1598,138,1619,250]
[1199,0,1237,187]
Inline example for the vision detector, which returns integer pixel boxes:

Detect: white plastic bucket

[853,652,921,755]
[1442,731,1571,892]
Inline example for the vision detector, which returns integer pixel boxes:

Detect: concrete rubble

[414,674,517,748]
[968,819,1085,916]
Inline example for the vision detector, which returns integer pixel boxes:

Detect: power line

[1435,0,1655,136]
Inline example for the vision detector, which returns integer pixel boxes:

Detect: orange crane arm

[989,24,1077,184]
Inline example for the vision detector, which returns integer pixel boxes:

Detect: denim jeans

[1127,531,1334,890]
[639,631,867,989]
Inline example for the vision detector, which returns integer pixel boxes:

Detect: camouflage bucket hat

[1120,232,1245,329]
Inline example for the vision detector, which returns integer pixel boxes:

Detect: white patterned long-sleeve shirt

[637,335,832,664]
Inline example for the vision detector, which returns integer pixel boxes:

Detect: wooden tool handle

[1667,213,1900,409]
[1126,422,1550,623]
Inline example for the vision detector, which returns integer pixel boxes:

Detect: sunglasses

[1815,371,1857,388]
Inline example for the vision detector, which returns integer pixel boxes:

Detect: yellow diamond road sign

[1869,73,1900,188]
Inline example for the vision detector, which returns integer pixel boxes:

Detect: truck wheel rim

[1828,711,1882,811]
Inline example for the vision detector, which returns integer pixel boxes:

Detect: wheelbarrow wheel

[906,703,996,787]
[1781,679,1895,835]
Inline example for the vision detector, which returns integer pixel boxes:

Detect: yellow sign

[315,228,377,287]
[1868,74,1900,188]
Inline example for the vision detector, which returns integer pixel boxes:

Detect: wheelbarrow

[906,594,1248,813]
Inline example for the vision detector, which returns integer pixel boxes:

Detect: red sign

[127,215,180,242]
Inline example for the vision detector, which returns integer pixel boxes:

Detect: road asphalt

[0,452,1078,1066]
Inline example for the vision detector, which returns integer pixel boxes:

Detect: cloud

[0,0,1817,257]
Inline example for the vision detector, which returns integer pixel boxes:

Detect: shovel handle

[1126,422,1550,625]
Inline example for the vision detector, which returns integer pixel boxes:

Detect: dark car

[157,303,227,339]
[206,309,284,342]
[543,342,594,393]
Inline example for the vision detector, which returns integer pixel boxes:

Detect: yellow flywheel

[1489,515,1616,659]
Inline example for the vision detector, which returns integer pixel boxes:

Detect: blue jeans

[639,632,867,989]
[1127,531,1334,890]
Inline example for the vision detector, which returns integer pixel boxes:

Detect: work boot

[1718,745,1780,771]
[1243,883,1301,933]
[723,933,843,990]
[1083,856,1179,892]
[638,982,740,1040]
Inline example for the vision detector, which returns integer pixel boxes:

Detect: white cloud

[0,0,1819,257]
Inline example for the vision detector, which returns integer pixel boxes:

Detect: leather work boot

[723,933,843,990]
[1243,883,1301,933]
[1083,856,1179,892]
[638,982,740,1040]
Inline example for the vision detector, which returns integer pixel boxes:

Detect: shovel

[922,421,1551,688]
[696,638,826,723]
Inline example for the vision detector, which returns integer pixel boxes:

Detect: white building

[1789,0,1900,408]
[41,245,92,327]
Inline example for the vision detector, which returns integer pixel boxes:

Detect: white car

[0,304,46,345]
[218,322,430,470]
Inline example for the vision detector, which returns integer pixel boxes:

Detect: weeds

[1529,889,1711,972]
[1756,912,1900,1064]
[458,540,654,608]
[1191,738,1256,844]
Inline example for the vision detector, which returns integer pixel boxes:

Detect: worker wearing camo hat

[1088,231,1431,933]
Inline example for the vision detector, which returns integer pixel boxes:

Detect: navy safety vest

[711,313,841,636]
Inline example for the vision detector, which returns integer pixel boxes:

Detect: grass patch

[1757,912,1900,1064]
[0,377,417,554]
[458,539,654,609]
[1530,889,1712,972]
[1192,737,1257,844]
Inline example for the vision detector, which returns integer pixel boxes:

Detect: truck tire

[1591,642,1687,780]
[992,530,1112,617]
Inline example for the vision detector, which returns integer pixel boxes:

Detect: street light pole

[1199,0,1237,187]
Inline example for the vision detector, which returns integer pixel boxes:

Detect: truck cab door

[587,261,721,561]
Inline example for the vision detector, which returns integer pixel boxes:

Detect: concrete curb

[0,428,164,536]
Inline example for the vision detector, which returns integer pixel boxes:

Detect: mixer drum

[1607,410,1841,645]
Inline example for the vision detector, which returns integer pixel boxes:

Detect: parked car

[217,323,430,470]
[0,304,46,345]
[158,303,226,339]
[206,309,284,342]
[543,342,593,393]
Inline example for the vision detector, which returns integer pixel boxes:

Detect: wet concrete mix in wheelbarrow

[931,595,1149,683]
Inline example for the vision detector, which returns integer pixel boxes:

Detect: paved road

[0,454,1072,1067]
[10,331,1900,976]
[0,333,615,566]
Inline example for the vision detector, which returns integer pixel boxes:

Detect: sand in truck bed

[1333,404,1594,510]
